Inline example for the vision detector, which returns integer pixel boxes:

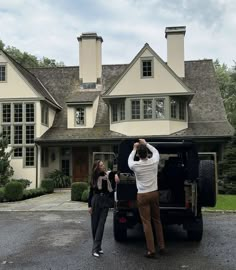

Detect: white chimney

[77,33,103,84]
[165,26,186,78]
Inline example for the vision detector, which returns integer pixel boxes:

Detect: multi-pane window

[26,125,34,144]
[0,65,6,81]
[179,101,185,120]
[2,104,11,122]
[14,103,23,122]
[155,99,165,119]
[14,125,23,144]
[120,102,125,121]
[142,60,152,77]
[75,107,85,125]
[131,100,140,119]
[25,147,35,166]
[171,99,177,118]
[13,147,23,157]
[143,100,153,119]
[41,147,49,167]
[2,125,11,144]
[62,160,70,176]
[112,104,118,122]
[26,103,34,122]
[41,104,48,125]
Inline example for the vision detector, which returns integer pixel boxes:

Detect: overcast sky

[0,0,235,67]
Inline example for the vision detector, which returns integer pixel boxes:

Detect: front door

[72,147,89,182]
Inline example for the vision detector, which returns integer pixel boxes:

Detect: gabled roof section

[1,50,62,110]
[66,90,100,104]
[103,43,193,97]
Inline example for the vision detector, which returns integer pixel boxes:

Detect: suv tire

[113,213,127,242]
[187,215,203,241]
[199,160,216,207]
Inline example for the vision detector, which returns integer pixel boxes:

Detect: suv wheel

[187,215,203,241]
[113,213,127,242]
[199,160,216,207]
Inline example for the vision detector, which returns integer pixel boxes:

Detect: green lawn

[208,194,236,210]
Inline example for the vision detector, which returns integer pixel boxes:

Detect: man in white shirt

[128,139,165,258]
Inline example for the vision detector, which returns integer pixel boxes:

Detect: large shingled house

[0,26,233,188]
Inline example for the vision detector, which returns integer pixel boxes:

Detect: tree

[218,133,236,194]
[0,133,14,187]
[214,59,236,127]
[0,39,64,68]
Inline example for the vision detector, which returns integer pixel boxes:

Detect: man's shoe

[98,249,104,254]
[159,248,168,255]
[92,252,100,258]
[144,252,156,259]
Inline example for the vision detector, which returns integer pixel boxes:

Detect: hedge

[0,187,5,202]
[41,179,54,193]
[4,181,24,201]
[81,188,89,202]
[71,182,88,201]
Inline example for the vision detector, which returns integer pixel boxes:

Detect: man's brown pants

[137,190,165,253]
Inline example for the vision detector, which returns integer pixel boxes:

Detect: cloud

[0,0,235,67]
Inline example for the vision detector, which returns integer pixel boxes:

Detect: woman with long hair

[88,160,119,257]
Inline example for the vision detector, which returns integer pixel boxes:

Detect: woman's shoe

[144,252,156,259]
[92,252,100,258]
[98,249,104,254]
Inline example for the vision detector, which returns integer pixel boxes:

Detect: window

[25,147,35,166]
[41,104,48,125]
[41,147,49,167]
[26,103,35,122]
[155,99,165,119]
[120,102,125,121]
[13,147,23,158]
[141,59,153,77]
[0,65,6,81]
[131,100,140,119]
[170,99,177,119]
[14,103,23,122]
[179,101,185,120]
[75,107,85,125]
[26,125,34,144]
[2,104,11,122]
[14,125,23,144]
[62,160,70,176]
[112,104,118,122]
[143,100,153,119]
[2,125,11,144]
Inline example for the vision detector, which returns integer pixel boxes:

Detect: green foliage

[81,188,89,202]
[46,170,71,188]
[41,179,54,193]
[71,182,88,201]
[23,188,46,200]
[0,39,64,68]
[214,59,236,127]
[0,187,5,202]
[0,133,14,187]
[219,134,236,194]
[4,181,23,201]
[11,178,32,189]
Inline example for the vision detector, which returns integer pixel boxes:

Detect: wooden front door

[72,147,89,182]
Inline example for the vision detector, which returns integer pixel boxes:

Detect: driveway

[0,189,87,211]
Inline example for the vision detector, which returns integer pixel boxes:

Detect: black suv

[113,139,216,242]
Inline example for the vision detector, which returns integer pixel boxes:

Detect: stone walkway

[0,189,88,211]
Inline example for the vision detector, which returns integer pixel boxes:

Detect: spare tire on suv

[198,160,216,207]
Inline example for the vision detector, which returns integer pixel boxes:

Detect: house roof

[1,50,61,109]
[30,60,234,143]
[66,91,100,104]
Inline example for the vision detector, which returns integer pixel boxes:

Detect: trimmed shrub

[11,178,32,189]
[81,188,89,202]
[0,187,5,202]
[46,170,71,188]
[41,179,54,193]
[4,181,23,201]
[71,182,88,201]
[23,188,46,200]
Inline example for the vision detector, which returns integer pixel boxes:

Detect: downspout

[35,144,39,188]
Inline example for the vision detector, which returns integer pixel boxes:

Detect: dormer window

[141,58,153,78]
[0,64,6,82]
[75,107,85,125]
